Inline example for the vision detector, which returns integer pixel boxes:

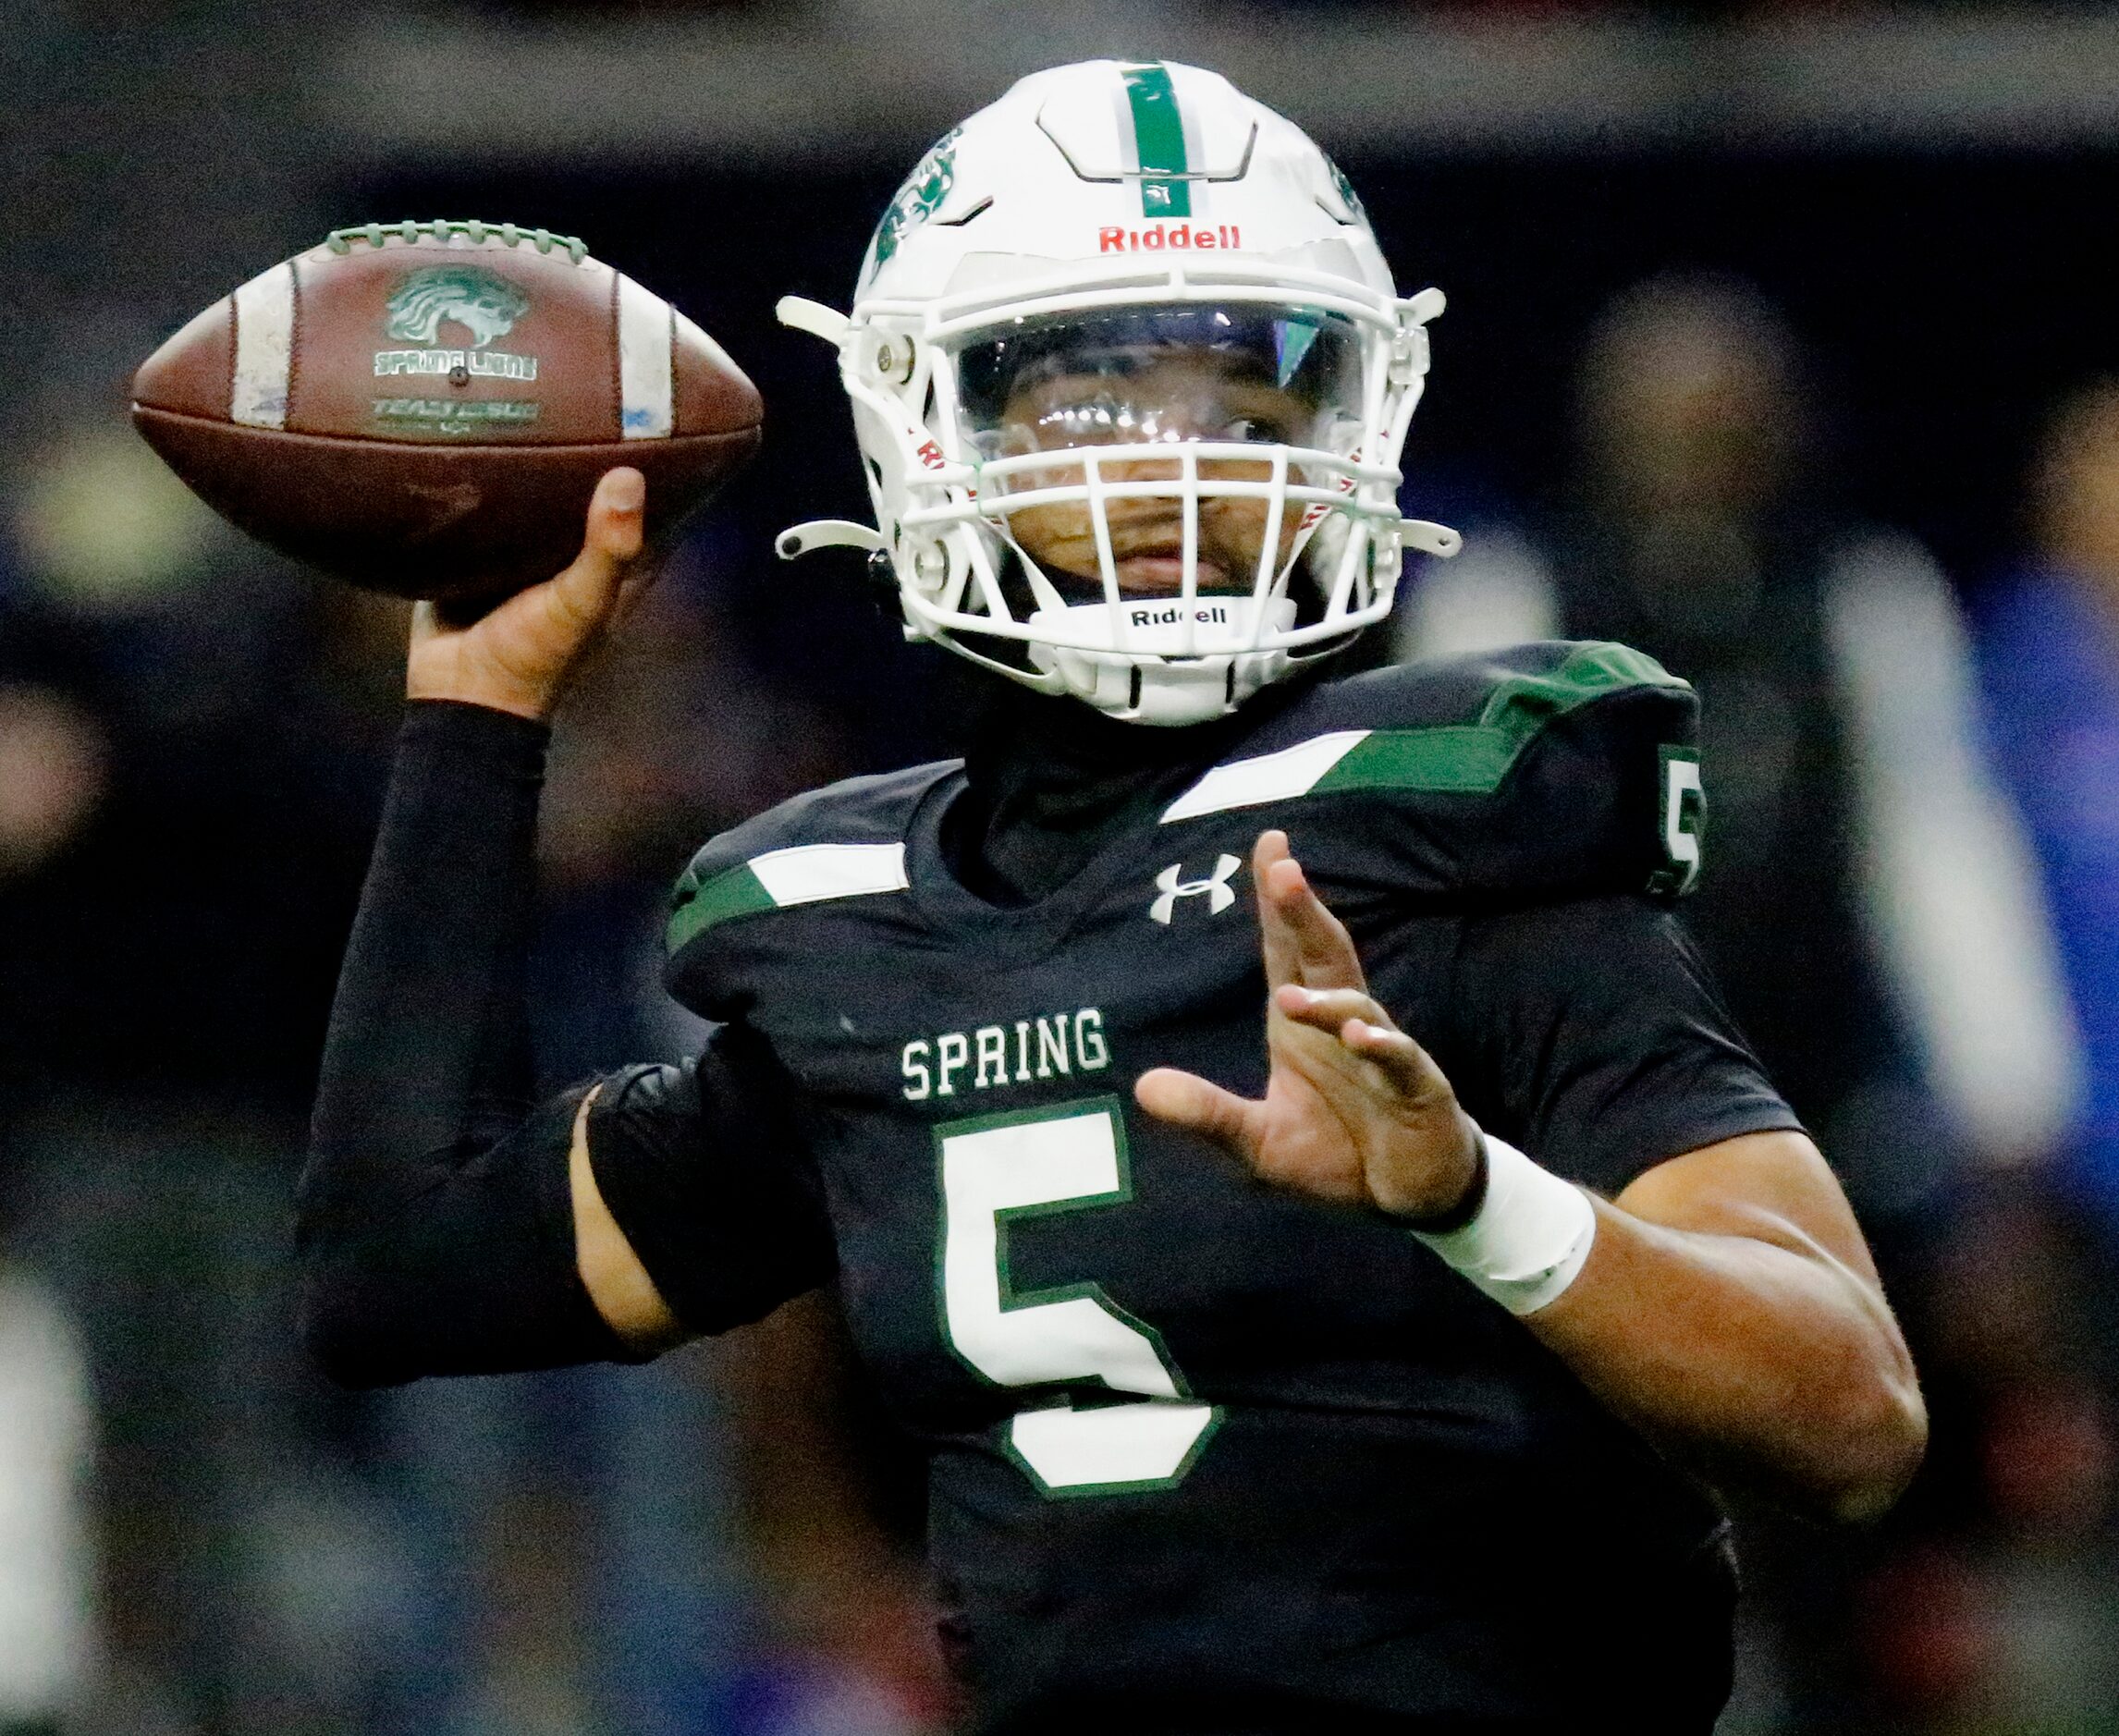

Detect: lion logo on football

[385,267,530,349]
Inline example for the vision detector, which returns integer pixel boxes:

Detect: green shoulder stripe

[1161,642,1686,824]
[667,862,778,955]
[1323,642,1685,795]
[667,840,909,954]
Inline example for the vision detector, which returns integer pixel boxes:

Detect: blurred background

[6,2,2119,1731]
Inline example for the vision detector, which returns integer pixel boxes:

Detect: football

[130,220,763,602]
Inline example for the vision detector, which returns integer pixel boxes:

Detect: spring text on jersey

[902,1009,1109,1101]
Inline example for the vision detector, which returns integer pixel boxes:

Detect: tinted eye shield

[949,303,1362,434]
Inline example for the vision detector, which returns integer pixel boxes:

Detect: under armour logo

[1149,854,1241,924]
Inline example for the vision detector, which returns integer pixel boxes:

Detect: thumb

[1135,1068,1263,1163]
[548,467,646,629]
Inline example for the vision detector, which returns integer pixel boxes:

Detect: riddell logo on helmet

[1097,223,1242,255]
[1129,603,1232,628]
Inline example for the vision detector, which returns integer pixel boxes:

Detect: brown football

[130,220,762,601]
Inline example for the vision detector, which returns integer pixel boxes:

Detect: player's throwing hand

[406,466,651,722]
[1135,828,1486,1223]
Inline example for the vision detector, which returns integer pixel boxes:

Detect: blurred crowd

[6,256,2119,1735]
[1402,277,2119,1730]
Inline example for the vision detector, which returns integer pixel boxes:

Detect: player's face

[989,351,1309,595]
[949,306,1364,601]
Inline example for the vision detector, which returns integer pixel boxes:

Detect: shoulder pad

[666,761,953,958]
[1163,642,1703,899]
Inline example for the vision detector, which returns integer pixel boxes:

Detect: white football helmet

[777,58,1460,726]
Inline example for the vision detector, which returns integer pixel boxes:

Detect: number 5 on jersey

[935,1099,1219,1497]
[1649,746,1704,896]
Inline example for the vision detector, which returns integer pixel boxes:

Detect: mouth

[1111,551,1233,594]
[1006,500,1264,601]
[1105,524,1234,595]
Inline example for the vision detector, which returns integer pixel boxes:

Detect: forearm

[312,701,545,1145]
[1525,1176,1925,1522]
[299,701,631,1386]
[1150,842,1926,1521]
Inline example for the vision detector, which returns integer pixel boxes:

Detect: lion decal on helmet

[868,128,961,275]
[384,266,531,349]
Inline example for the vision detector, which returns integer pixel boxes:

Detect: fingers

[586,466,647,562]
[1134,1068,1265,1163]
[1253,829,1366,994]
[1274,984,1448,1103]
[548,467,648,630]
[1337,1016,1448,1105]
[1254,830,1300,988]
[1272,984,1397,1036]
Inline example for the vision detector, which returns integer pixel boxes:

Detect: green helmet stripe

[1120,62,1191,220]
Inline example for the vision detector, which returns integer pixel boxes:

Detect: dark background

[5,6,2119,1733]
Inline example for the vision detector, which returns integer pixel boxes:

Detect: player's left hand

[1135,829,1484,1221]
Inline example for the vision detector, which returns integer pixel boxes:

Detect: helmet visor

[950,304,1365,459]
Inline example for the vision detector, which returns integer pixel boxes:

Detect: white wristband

[1409,1133,1598,1315]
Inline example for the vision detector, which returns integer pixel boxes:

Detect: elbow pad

[585,1028,837,1337]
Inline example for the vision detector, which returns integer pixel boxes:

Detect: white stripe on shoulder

[616,274,674,439]
[230,262,296,430]
[1160,730,1370,824]
[749,841,909,907]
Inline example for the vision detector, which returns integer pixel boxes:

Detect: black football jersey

[619,642,1802,1731]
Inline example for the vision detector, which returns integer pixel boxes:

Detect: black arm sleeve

[1439,895,1806,1199]
[299,701,637,1388]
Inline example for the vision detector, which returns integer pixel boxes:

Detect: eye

[1222,411,1302,446]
